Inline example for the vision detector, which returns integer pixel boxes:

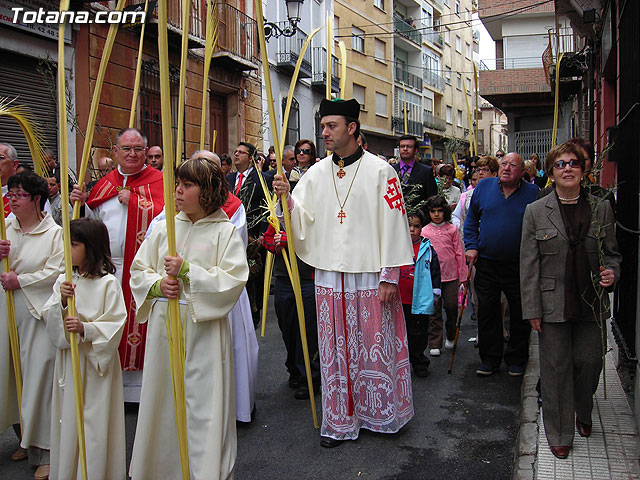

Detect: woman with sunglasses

[294,139,316,176]
[520,142,620,460]
[0,171,64,480]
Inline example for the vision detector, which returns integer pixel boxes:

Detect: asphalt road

[0,303,521,479]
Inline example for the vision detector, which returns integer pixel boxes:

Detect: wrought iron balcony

[393,14,422,45]
[311,47,339,93]
[211,3,259,71]
[395,66,423,91]
[277,26,312,78]
[392,116,423,136]
[423,112,446,131]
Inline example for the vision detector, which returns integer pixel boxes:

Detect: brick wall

[479,67,551,96]
[478,0,554,19]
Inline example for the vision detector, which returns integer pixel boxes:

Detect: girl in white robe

[42,218,127,480]
[0,172,64,478]
[129,158,248,480]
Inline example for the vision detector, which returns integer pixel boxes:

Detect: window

[375,39,386,62]
[465,42,471,59]
[374,0,384,10]
[445,66,451,84]
[455,35,461,53]
[353,83,366,109]
[456,73,462,90]
[282,97,300,146]
[424,97,433,114]
[466,77,471,93]
[465,9,471,22]
[352,26,365,53]
[455,0,460,14]
[457,109,463,127]
[375,92,387,116]
[478,129,485,146]
[334,16,339,40]
[444,27,450,44]
[446,105,452,124]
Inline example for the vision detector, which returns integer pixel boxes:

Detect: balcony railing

[393,15,422,45]
[166,0,206,40]
[423,111,446,131]
[423,70,445,91]
[426,32,444,47]
[395,66,423,90]
[214,3,258,68]
[392,116,423,136]
[311,47,340,93]
[277,26,312,77]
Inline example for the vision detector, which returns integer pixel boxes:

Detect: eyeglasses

[0,155,8,161]
[553,159,581,170]
[295,148,312,155]
[234,149,250,156]
[6,192,31,200]
[496,153,505,158]
[119,146,145,154]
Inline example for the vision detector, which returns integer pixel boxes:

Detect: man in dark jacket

[392,135,438,213]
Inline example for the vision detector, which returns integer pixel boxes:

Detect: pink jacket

[421,222,468,283]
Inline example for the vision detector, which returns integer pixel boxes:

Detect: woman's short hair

[425,195,452,222]
[476,156,499,173]
[175,157,228,214]
[544,142,586,175]
[7,171,48,209]
[70,218,116,276]
[219,154,232,166]
[294,139,317,161]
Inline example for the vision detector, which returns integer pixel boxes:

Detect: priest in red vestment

[71,128,164,400]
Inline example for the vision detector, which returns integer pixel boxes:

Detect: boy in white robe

[129,158,248,479]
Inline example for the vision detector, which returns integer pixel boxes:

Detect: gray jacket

[520,191,621,323]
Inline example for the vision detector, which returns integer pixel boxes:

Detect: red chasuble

[222,192,242,219]
[3,196,10,217]
[87,167,164,370]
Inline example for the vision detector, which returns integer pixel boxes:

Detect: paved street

[0,304,522,479]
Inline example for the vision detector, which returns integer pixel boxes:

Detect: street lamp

[264,0,304,41]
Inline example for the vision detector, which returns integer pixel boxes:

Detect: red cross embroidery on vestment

[383,177,406,214]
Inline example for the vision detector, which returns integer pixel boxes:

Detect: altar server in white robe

[0,171,64,479]
[145,150,258,423]
[273,98,414,448]
[43,218,126,480]
[129,157,248,480]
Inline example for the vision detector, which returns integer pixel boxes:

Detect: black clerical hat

[319,98,360,119]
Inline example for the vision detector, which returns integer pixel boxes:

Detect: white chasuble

[285,152,415,440]
[129,210,248,480]
[43,274,127,480]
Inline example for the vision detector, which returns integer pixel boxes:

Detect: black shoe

[288,374,303,389]
[320,437,344,448]
[413,365,429,377]
[295,382,320,400]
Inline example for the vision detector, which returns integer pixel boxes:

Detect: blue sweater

[463,178,538,262]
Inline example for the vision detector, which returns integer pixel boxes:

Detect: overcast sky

[474,13,495,69]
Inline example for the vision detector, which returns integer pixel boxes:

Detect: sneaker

[476,364,498,376]
[508,365,525,377]
[444,339,455,350]
[429,348,441,356]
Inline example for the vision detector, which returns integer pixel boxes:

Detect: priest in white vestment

[274,98,414,448]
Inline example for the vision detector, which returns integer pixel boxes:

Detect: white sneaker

[444,339,455,350]
[429,348,441,356]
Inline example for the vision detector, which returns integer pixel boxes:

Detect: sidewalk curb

[512,330,540,480]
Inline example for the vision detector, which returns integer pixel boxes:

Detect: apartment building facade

[0,0,263,172]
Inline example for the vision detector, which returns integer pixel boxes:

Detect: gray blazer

[520,191,621,323]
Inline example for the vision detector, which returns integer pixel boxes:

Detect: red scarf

[88,167,165,371]
[3,195,10,217]
[222,192,242,219]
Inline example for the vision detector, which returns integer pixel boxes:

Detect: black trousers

[474,257,530,368]
[274,278,320,383]
[402,304,430,366]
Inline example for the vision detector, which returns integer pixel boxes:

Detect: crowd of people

[0,96,621,479]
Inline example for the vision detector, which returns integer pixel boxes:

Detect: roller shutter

[0,50,58,167]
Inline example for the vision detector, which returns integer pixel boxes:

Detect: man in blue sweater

[464,153,538,376]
